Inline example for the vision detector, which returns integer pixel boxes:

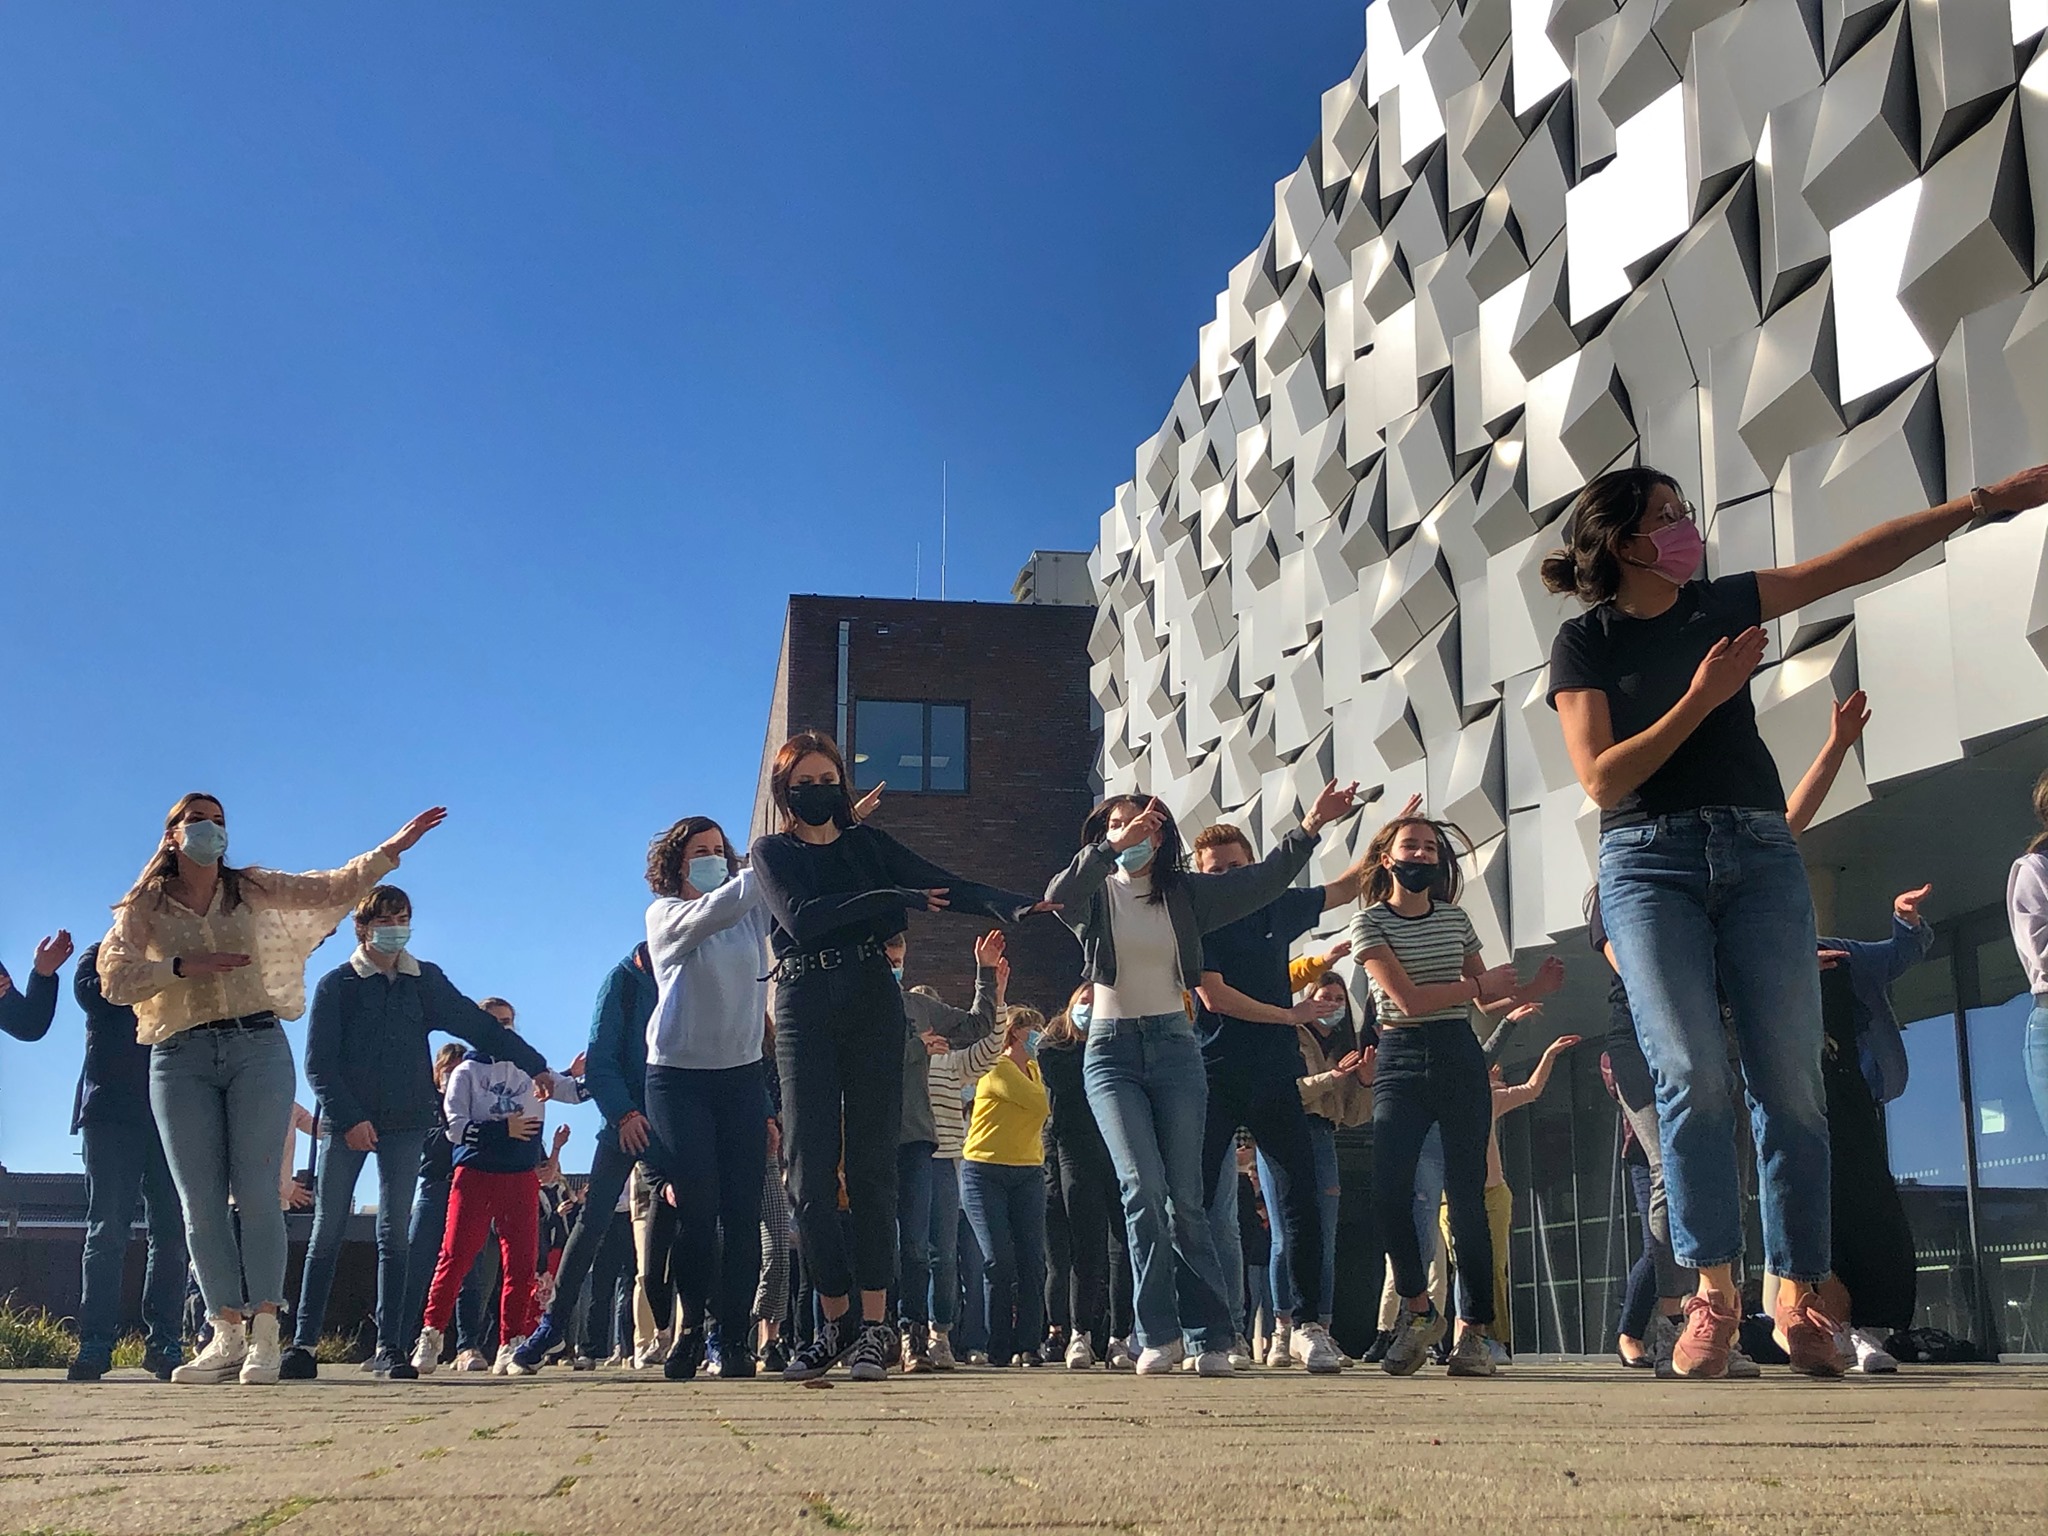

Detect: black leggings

[1373,1021,1495,1327]
[1199,1064,1325,1322]
[1824,1055,1916,1329]
[645,1061,768,1333]
[1045,1129,1132,1352]
[774,958,907,1299]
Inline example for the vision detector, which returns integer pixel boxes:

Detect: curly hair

[646,816,739,897]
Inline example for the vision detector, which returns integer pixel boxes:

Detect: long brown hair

[1040,983,1093,1048]
[769,730,856,834]
[1080,795,1183,905]
[2029,768,2048,855]
[1539,466,1683,605]
[1359,816,1471,907]
[646,816,740,896]
[117,792,262,912]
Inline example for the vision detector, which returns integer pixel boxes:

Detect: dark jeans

[1825,1055,1916,1329]
[895,1140,936,1326]
[579,1215,636,1358]
[1373,1021,1495,1327]
[1044,1161,1070,1335]
[960,1159,1048,1365]
[1045,1129,1130,1352]
[775,958,906,1298]
[538,1126,635,1336]
[645,1061,767,1334]
[294,1129,420,1356]
[956,1208,988,1353]
[78,1116,187,1362]
[1199,1062,1324,1323]
[1620,1160,1660,1343]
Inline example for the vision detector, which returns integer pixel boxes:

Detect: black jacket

[70,944,153,1132]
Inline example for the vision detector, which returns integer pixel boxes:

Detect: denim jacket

[1817,915,1934,1106]
[1045,828,1318,995]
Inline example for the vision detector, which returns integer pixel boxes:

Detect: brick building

[750,589,1097,1013]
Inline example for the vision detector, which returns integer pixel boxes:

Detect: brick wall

[754,597,1096,1016]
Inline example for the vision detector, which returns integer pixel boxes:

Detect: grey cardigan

[1045,828,1320,997]
[900,966,998,1146]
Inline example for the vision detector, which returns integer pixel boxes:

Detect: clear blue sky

[0,1,1368,1175]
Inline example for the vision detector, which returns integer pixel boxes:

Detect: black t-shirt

[1195,885,1326,1078]
[1546,574,1785,829]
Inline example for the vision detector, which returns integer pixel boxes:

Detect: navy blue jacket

[305,954,549,1135]
[70,944,154,1132]
[1,961,58,1045]
[582,945,657,1128]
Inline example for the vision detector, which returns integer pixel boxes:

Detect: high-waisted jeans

[149,1024,297,1313]
[1082,1012,1234,1354]
[1598,808,1830,1280]
[1372,1020,1495,1326]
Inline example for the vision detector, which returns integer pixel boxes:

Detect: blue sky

[0,1,1368,1174]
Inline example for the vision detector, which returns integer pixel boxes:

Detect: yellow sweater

[962,1053,1049,1167]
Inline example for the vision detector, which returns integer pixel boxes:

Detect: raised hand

[1517,955,1567,1005]
[551,1123,571,1156]
[1320,940,1353,967]
[1827,690,1871,753]
[1894,883,1932,926]
[32,931,75,976]
[995,956,1011,1004]
[973,929,1007,968]
[1473,962,1520,1005]
[1391,793,1424,822]
[1304,779,1363,836]
[1982,463,2048,515]
[384,807,449,855]
[1689,628,1768,710]
[565,1051,588,1080]
[852,783,885,821]
[1334,1050,1364,1074]
[1107,798,1166,853]
[1543,1032,1584,1056]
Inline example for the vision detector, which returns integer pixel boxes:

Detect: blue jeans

[1621,1160,1660,1343]
[1411,1125,1445,1270]
[928,1155,962,1328]
[2026,1003,2048,1145]
[895,1140,936,1325]
[959,1159,1048,1364]
[149,1025,297,1313]
[1268,1119,1341,1328]
[293,1129,419,1355]
[1205,1143,1247,1326]
[1598,808,1830,1280]
[1083,1012,1234,1354]
[539,1126,635,1336]
[77,1117,187,1362]
[956,1207,987,1353]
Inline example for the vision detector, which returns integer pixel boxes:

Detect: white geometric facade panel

[1088,1,2048,957]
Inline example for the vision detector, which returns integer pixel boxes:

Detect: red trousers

[424,1166,540,1342]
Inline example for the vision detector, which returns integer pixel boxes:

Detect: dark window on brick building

[852,700,969,793]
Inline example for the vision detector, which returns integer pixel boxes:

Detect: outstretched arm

[1786,691,1868,834]
[1321,794,1422,909]
[1756,465,2048,621]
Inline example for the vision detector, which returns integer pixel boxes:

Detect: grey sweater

[900,965,998,1146]
[1045,828,1319,995]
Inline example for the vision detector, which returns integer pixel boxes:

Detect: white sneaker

[1486,1337,1511,1367]
[412,1327,443,1376]
[1104,1336,1135,1371]
[1290,1321,1344,1375]
[499,1337,533,1376]
[1193,1349,1236,1377]
[630,1331,671,1370]
[491,1342,519,1376]
[1228,1335,1255,1371]
[1265,1318,1294,1369]
[1064,1335,1095,1370]
[1134,1338,1186,1376]
[1850,1327,1899,1374]
[172,1316,248,1384]
[455,1348,490,1373]
[239,1313,282,1385]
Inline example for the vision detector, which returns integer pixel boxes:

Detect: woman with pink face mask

[1541,462,2048,1382]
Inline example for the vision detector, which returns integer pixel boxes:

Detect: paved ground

[0,1363,2040,1535]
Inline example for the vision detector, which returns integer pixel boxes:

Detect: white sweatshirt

[2009,852,2048,998]
[645,870,773,1072]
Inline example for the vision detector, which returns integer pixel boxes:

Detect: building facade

[1087,1,2048,1354]
[752,595,1097,1013]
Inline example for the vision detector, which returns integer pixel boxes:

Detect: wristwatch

[1970,485,1994,518]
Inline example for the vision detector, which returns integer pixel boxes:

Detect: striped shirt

[926,1031,1004,1159]
[1348,900,1482,1027]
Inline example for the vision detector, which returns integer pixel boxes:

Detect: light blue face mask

[687,855,729,893]
[179,820,227,866]
[1116,840,1153,874]
[369,924,411,955]
[1071,1004,1092,1030]
[1026,1030,1042,1053]
[891,966,906,985]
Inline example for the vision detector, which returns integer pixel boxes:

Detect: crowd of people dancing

[7,462,2048,1387]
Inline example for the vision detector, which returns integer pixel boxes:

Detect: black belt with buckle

[772,938,886,983]
[189,1012,279,1031]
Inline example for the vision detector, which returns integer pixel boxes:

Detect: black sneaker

[371,1351,420,1381]
[664,1328,706,1382]
[783,1318,853,1382]
[846,1321,896,1382]
[901,1320,932,1374]
[142,1349,179,1382]
[279,1346,319,1380]
[1361,1329,1394,1364]
[1038,1329,1067,1364]
[716,1339,758,1379]
[762,1336,791,1374]
[65,1355,109,1383]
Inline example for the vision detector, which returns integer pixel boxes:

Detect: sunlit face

[180,799,226,829]
[1194,839,1252,875]
[789,752,840,789]
[1385,823,1441,868]
[683,829,728,866]
[1621,482,1698,568]
[1312,978,1346,1014]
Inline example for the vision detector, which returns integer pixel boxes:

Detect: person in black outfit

[0,929,72,1043]
[749,729,1052,1384]
[1037,984,1134,1369]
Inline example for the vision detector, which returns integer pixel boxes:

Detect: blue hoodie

[444,1049,545,1174]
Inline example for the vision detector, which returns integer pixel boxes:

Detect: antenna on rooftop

[940,461,949,601]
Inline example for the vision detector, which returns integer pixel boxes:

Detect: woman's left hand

[384,807,449,855]
[1303,779,1362,836]
[1983,463,2048,515]
[32,931,74,976]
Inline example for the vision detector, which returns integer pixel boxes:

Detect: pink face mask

[1637,518,1703,584]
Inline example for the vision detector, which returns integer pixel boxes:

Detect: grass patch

[0,1301,78,1369]
[803,1496,859,1530]
[419,1447,448,1461]
[191,1464,231,1475]
[547,1475,578,1497]
[470,1424,510,1440]
[223,1496,322,1535]
[573,1453,593,1466]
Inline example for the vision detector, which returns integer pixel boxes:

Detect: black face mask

[1390,860,1438,894]
[787,781,847,828]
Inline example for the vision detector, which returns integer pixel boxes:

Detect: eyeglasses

[1641,498,1698,530]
